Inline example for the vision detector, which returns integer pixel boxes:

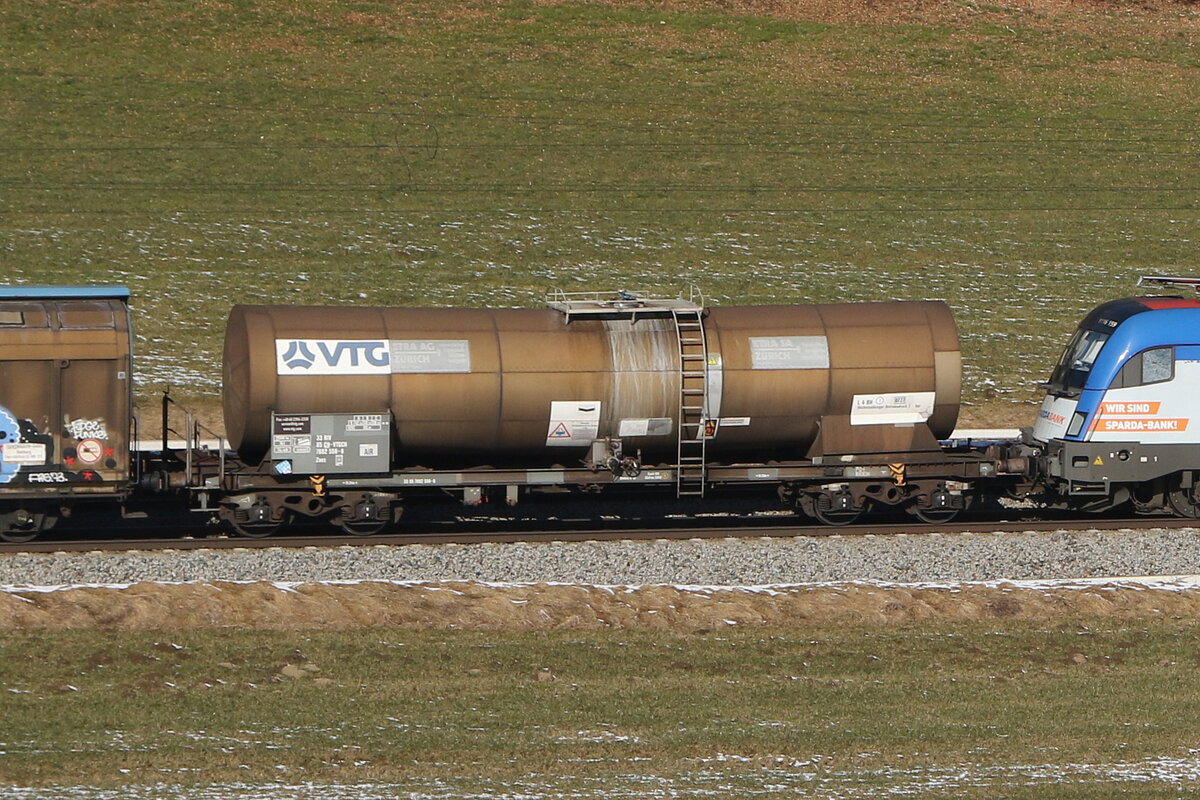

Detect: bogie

[0,506,58,543]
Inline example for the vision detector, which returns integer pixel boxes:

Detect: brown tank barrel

[223,301,960,465]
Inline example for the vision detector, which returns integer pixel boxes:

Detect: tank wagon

[3,279,1200,542]
[217,291,988,534]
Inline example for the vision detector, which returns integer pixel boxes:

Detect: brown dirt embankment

[2,581,1198,631]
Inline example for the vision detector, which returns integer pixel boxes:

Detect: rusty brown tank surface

[223,299,960,466]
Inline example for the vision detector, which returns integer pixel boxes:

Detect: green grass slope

[4,622,1200,796]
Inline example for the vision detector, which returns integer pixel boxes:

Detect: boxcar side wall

[0,293,132,499]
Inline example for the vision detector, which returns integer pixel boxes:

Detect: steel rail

[3,513,1195,554]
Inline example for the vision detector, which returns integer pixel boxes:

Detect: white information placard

[749,336,830,370]
[1,443,46,465]
[850,392,936,426]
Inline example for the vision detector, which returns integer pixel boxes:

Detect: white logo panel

[275,339,472,376]
[276,339,391,375]
[749,336,829,370]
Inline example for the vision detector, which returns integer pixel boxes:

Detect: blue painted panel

[1082,308,1200,391]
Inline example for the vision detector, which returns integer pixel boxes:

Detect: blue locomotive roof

[1047,296,1200,398]
[0,286,131,300]
[1083,305,1200,391]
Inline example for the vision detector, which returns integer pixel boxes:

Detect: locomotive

[1031,276,1200,518]
[0,278,1195,542]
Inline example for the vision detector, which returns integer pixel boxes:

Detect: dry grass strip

[2,580,1198,630]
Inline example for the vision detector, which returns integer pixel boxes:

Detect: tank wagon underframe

[197,449,1008,535]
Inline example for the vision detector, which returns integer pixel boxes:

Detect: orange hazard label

[1100,402,1162,415]
[1096,418,1188,432]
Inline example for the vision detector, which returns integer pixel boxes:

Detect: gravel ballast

[1,527,1198,586]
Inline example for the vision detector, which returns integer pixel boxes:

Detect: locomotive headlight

[1065,411,1087,438]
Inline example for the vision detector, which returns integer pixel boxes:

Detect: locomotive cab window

[1110,346,1175,389]
[1047,328,1111,397]
[0,311,24,325]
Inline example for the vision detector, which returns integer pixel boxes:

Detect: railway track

[3,512,1193,554]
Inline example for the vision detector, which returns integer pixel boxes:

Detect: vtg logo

[276,339,391,375]
[280,341,317,369]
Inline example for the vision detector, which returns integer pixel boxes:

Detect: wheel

[336,497,392,535]
[221,505,288,538]
[811,507,864,526]
[1131,479,1167,515]
[337,518,387,536]
[907,505,961,524]
[809,497,868,526]
[1,526,39,544]
[1167,476,1200,519]
[229,520,283,538]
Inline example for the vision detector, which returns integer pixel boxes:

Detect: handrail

[130,411,140,485]
[545,287,706,305]
[160,391,228,487]
[545,287,706,322]
[191,416,227,484]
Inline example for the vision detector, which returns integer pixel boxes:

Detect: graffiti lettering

[28,472,69,483]
[66,418,108,440]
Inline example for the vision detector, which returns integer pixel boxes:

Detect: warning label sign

[546,401,601,447]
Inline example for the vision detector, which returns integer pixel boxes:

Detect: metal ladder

[672,307,708,497]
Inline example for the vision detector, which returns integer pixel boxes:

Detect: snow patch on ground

[5,753,1200,798]
[5,575,1200,594]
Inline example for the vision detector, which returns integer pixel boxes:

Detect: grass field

[6,7,1200,797]
[4,0,1200,424]
[2,620,1200,797]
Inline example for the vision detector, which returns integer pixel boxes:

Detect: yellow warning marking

[1093,456,1104,466]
